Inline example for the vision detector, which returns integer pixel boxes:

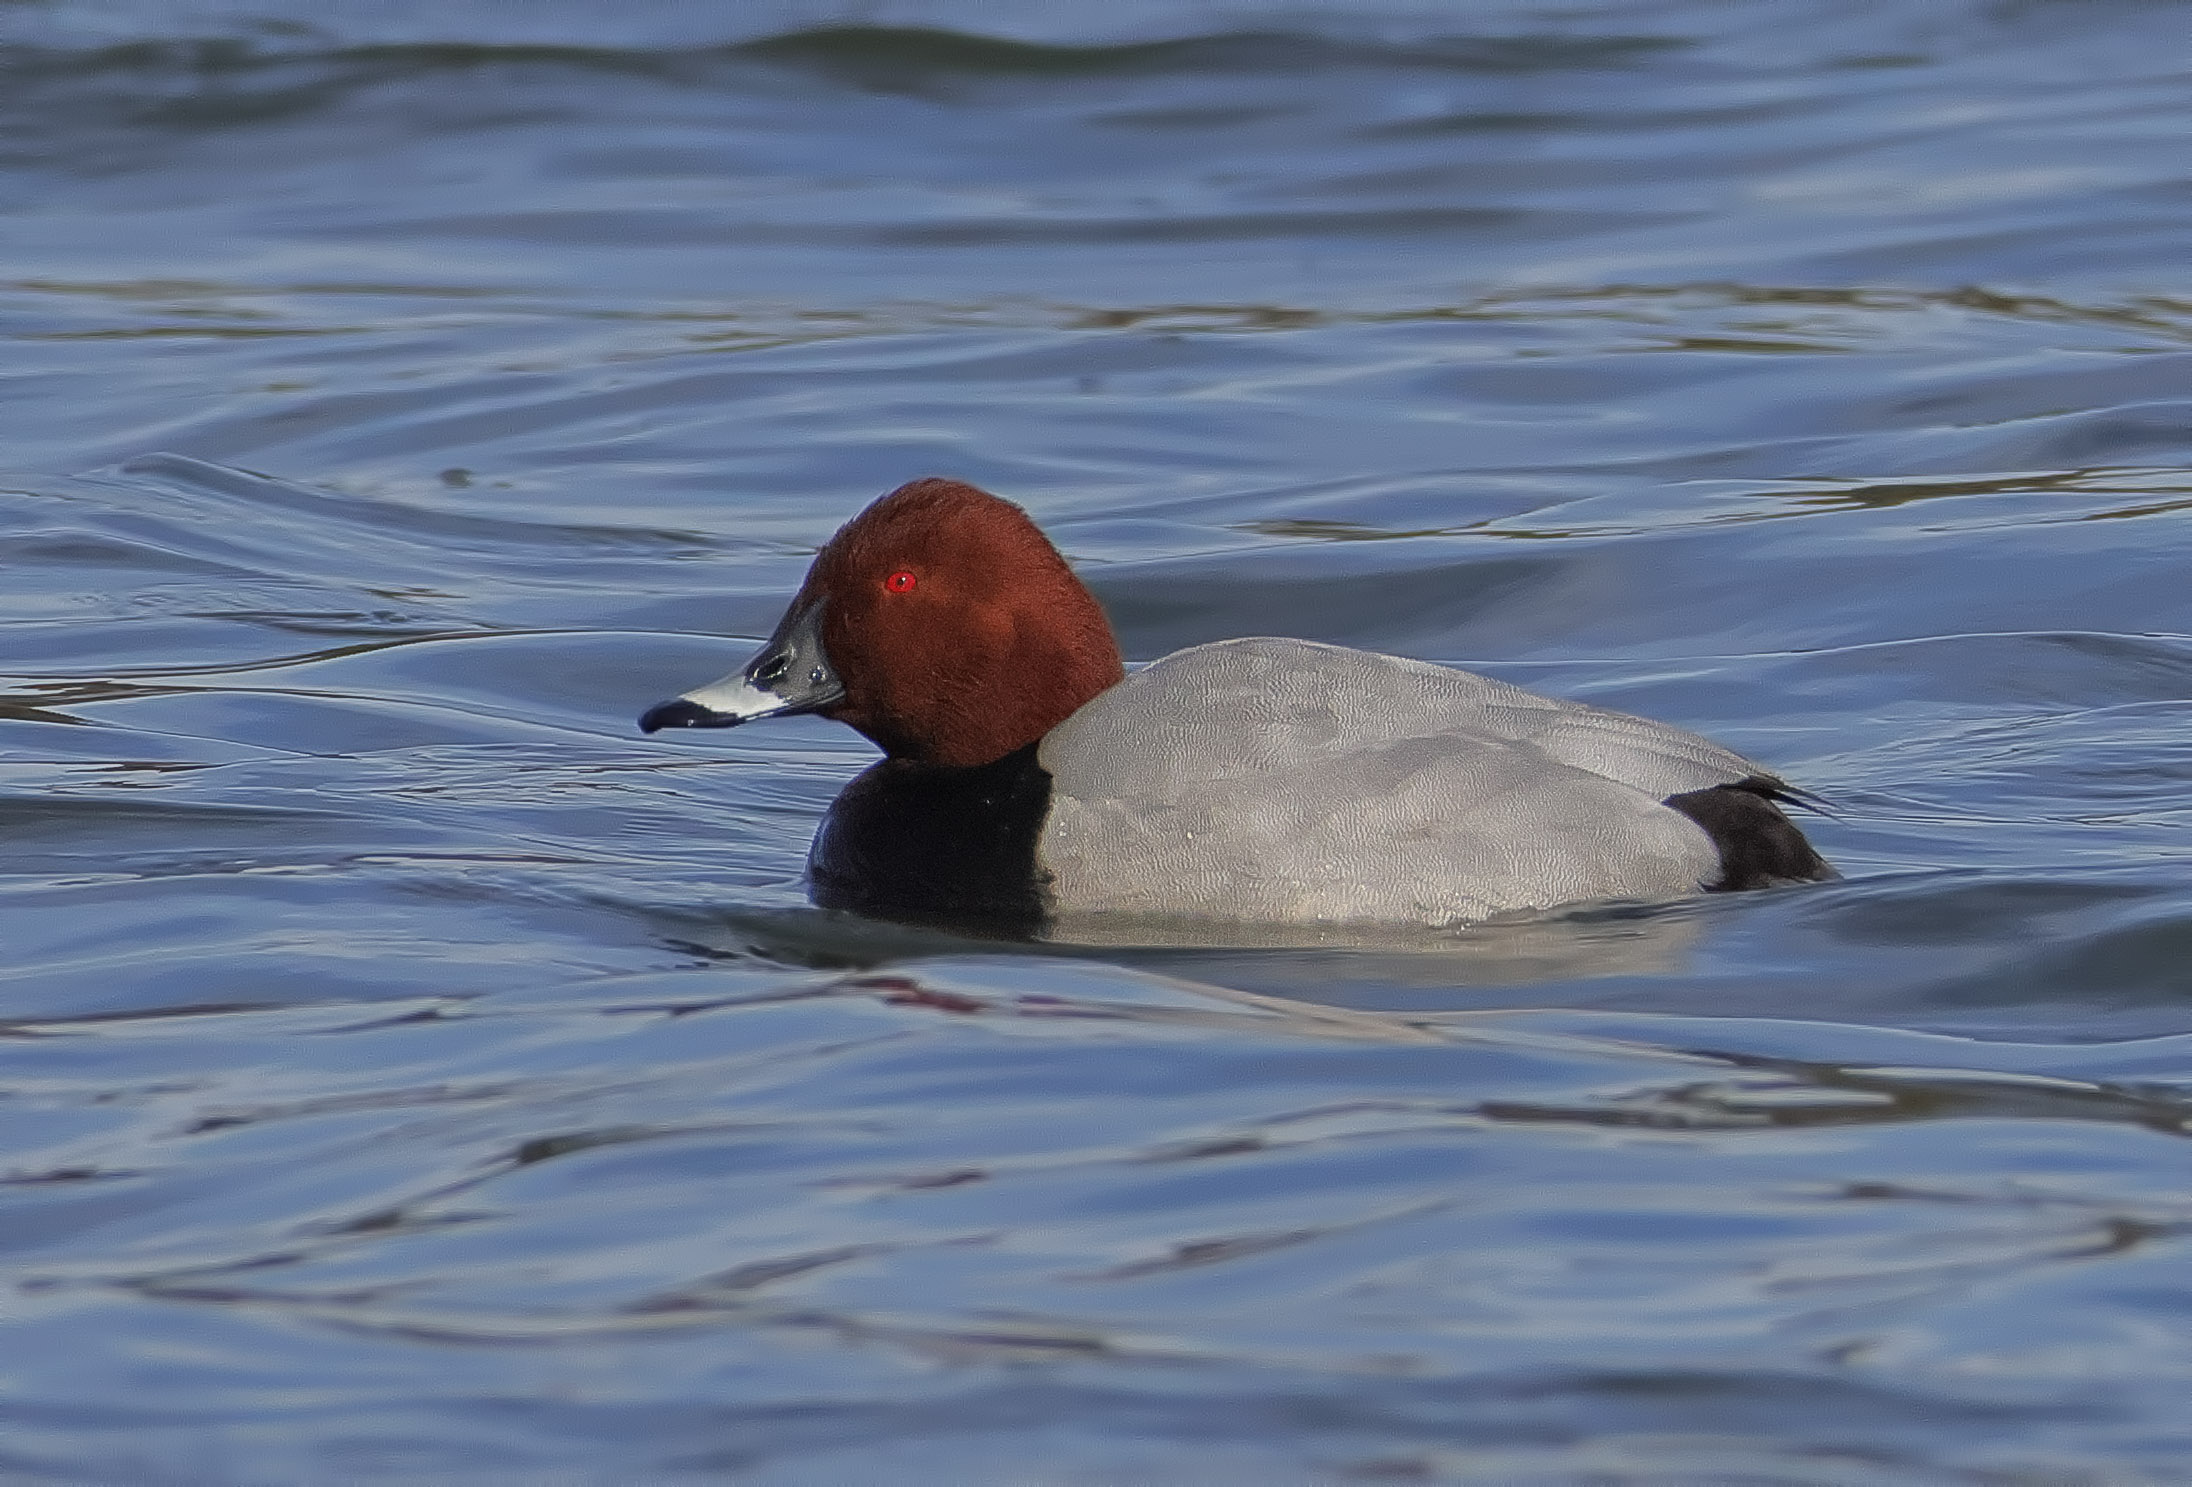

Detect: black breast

[807,742,1055,935]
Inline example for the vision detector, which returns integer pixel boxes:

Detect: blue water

[5,2,2192,1479]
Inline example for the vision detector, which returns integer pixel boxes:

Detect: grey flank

[1036,637,1763,925]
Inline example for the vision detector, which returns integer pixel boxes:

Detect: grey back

[1036,637,1757,925]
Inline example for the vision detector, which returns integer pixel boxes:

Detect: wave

[0,22,1689,102]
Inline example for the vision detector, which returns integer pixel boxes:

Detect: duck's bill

[639,598,844,733]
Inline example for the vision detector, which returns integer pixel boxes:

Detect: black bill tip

[639,698,733,734]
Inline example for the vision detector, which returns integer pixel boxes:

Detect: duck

[640,478,1833,934]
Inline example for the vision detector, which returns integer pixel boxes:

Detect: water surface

[5,2,2192,1479]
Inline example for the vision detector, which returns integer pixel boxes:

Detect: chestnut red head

[640,479,1125,768]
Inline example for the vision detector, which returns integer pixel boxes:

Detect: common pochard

[641,479,1832,933]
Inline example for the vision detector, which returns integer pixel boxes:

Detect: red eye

[884,570,918,594]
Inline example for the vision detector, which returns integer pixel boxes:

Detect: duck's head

[640,478,1125,768]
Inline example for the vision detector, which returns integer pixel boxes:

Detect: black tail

[1663,777,1837,891]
